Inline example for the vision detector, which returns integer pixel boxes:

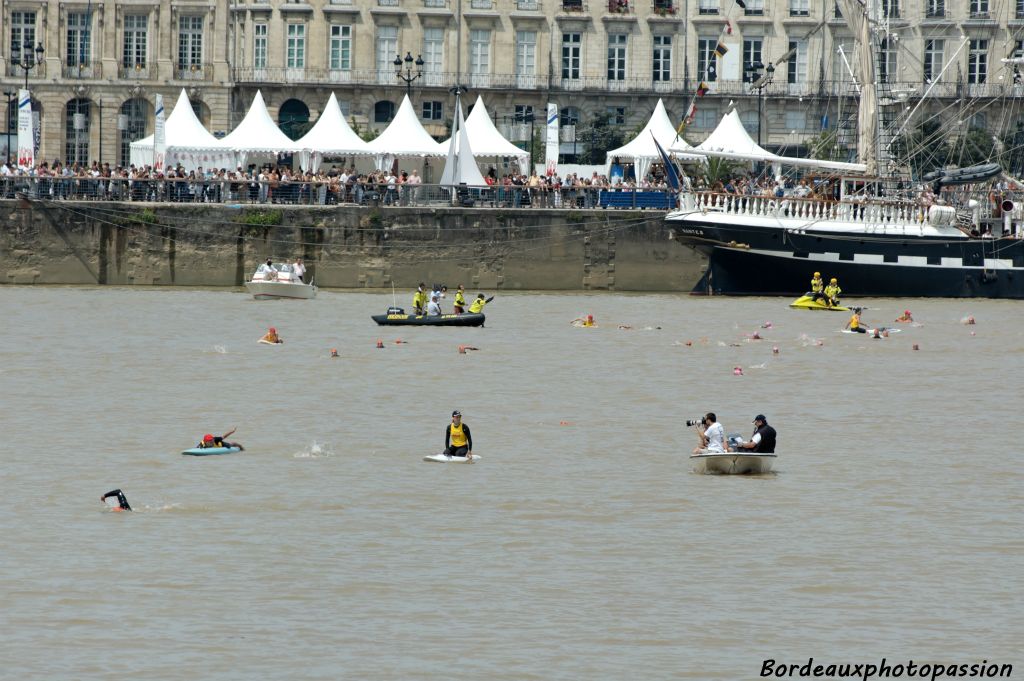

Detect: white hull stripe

[731,247,1023,271]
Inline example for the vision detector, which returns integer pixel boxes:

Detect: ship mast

[836,0,878,176]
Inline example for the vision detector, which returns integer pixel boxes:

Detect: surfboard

[423,453,481,464]
[181,447,242,456]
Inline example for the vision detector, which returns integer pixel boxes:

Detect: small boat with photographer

[245,264,317,300]
[371,307,485,327]
[690,451,776,475]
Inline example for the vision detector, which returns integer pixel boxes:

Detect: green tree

[581,113,626,165]
[948,127,995,168]
[807,130,847,162]
[702,157,737,186]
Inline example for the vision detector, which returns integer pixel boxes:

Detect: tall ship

[665,0,1024,299]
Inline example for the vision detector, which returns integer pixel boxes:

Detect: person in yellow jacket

[412,282,426,315]
[468,293,494,314]
[810,271,824,301]
[453,285,467,314]
[845,307,866,333]
[443,410,473,459]
[824,278,841,307]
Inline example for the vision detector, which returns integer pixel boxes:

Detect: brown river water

[1,287,1021,680]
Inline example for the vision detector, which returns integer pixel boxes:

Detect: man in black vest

[738,414,776,453]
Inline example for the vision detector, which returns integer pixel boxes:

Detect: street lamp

[17,40,46,90]
[3,90,14,166]
[745,61,775,148]
[394,52,425,98]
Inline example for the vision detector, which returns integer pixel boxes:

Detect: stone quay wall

[0,201,705,291]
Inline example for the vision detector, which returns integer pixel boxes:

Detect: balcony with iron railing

[924,3,948,18]
[606,0,632,14]
[468,0,493,8]
[651,0,678,14]
[515,0,540,9]
[422,0,448,7]
[175,63,213,81]
[6,60,47,80]
[119,63,151,79]
[64,62,98,79]
[561,0,587,12]
[377,0,401,6]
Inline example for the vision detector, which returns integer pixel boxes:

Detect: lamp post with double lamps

[394,52,425,98]
[3,90,15,166]
[17,40,46,90]
[745,60,775,148]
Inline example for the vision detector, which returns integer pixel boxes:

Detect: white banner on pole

[153,94,166,172]
[17,89,34,169]
[544,102,559,176]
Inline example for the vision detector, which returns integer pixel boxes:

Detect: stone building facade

[2,0,1023,166]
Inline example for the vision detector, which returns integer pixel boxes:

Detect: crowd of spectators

[0,159,676,208]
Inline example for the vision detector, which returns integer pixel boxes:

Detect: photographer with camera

[691,412,728,454]
[736,414,776,453]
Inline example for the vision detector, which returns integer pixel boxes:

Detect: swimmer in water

[572,315,596,327]
[260,327,283,344]
[101,489,132,512]
[895,310,914,323]
[330,348,339,358]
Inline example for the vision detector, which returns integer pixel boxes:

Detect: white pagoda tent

[439,94,486,189]
[219,90,301,168]
[437,95,529,171]
[679,109,867,173]
[129,89,234,171]
[366,94,446,169]
[605,99,701,179]
[295,92,373,172]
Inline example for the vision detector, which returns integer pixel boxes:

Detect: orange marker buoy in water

[376,339,384,349]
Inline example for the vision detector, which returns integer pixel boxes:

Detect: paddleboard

[258,339,282,345]
[841,328,901,335]
[182,447,242,456]
[423,453,481,464]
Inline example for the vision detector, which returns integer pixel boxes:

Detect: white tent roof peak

[132,88,226,150]
[606,99,700,177]
[296,92,372,155]
[454,96,530,166]
[695,109,774,158]
[366,94,446,157]
[220,89,300,152]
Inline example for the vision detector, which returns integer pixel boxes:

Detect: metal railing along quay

[1,177,677,210]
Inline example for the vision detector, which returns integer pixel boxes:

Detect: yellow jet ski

[789,294,849,311]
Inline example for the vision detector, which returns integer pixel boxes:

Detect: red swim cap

[203,434,214,442]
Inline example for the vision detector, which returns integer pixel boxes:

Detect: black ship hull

[673,220,1024,298]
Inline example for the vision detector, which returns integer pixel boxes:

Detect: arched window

[65,98,91,166]
[278,98,310,140]
[374,100,395,124]
[119,98,150,168]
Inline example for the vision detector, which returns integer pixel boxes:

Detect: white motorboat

[245,265,317,300]
[690,451,776,475]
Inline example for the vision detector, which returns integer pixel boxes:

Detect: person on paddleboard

[845,307,866,334]
[197,428,244,450]
[101,489,132,511]
[735,415,777,453]
[444,410,473,459]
